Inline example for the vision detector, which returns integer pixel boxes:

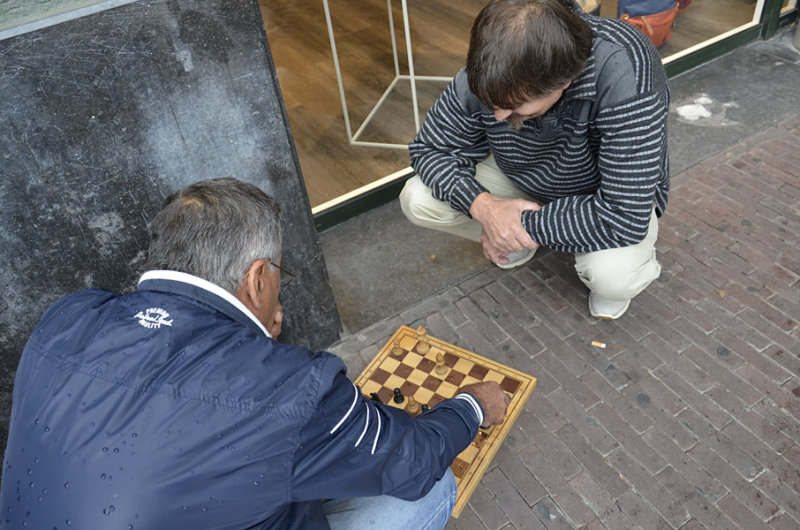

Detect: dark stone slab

[0,0,341,452]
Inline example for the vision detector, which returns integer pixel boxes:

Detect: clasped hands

[468,192,541,266]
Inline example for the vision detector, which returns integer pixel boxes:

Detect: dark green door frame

[314,0,799,233]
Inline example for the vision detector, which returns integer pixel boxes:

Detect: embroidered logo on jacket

[134,307,173,329]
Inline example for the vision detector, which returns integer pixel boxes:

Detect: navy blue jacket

[1,271,481,529]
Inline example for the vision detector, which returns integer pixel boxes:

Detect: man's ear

[235,260,267,312]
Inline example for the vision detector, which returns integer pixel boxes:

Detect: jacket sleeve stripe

[330,384,359,434]
[354,402,370,447]
[371,410,382,455]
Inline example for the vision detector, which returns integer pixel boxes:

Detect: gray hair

[145,177,282,293]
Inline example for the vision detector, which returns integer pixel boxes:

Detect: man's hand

[469,192,540,265]
[459,381,510,428]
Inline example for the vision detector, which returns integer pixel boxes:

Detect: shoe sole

[590,299,631,320]
[495,251,535,270]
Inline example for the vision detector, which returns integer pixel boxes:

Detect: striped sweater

[408,1,670,254]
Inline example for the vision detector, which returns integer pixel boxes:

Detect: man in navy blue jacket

[0,178,509,529]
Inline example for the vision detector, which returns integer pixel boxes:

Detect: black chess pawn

[393,388,405,404]
[421,404,429,413]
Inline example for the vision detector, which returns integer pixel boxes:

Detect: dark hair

[145,177,282,293]
[466,0,593,109]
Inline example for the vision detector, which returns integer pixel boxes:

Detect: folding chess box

[354,325,537,518]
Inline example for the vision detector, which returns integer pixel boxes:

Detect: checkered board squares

[353,325,536,518]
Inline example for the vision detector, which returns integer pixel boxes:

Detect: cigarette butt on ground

[591,340,606,348]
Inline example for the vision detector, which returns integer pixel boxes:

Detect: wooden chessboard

[353,325,537,518]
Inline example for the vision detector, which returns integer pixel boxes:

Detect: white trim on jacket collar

[137,270,272,339]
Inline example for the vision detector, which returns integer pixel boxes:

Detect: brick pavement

[330,113,800,529]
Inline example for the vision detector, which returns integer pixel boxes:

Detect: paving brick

[735,310,800,363]
[655,466,740,529]
[651,363,732,430]
[614,491,671,529]
[620,379,698,451]
[721,421,800,497]
[753,470,800,523]
[480,466,537,529]
[526,305,577,342]
[579,371,653,434]
[724,283,797,333]
[531,496,577,529]
[720,329,792,385]
[485,280,537,330]
[589,403,665,474]
[677,408,763,480]
[511,349,559,397]
[638,331,685,367]
[511,267,569,313]
[679,518,707,530]
[529,317,585,367]
[569,338,634,391]
[493,445,548,506]
[756,392,800,448]
[568,471,635,529]
[614,358,685,415]
[447,506,486,530]
[457,295,509,346]
[545,388,618,456]
[642,428,727,502]
[425,310,461,346]
[769,513,800,530]
[441,298,470,329]
[660,346,716,393]
[704,386,795,454]
[687,441,780,522]
[535,350,600,410]
[456,320,501,359]
[466,478,511,530]
[682,344,764,406]
[734,364,800,421]
[590,322,656,366]
[527,391,569,432]
[519,445,596,527]
[607,451,690,527]
[518,413,582,481]
[555,423,629,499]
[764,292,800,330]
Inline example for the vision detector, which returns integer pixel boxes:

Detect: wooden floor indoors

[258,0,758,210]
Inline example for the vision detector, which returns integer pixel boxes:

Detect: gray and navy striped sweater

[409,2,670,254]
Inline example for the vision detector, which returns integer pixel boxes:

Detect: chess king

[0,178,510,529]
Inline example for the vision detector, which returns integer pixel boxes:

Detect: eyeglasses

[263,259,295,287]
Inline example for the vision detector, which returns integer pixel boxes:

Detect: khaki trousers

[399,155,662,301]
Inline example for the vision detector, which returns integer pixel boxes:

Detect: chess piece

[421,404,429,413]
[416,325,430,354]
[393,388,404,404]
[406,397,420,414]
[391,339,403,357]
[435,352,447,375]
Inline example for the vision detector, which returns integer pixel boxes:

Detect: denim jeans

[322,469,457,530]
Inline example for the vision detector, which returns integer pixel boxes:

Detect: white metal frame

[322,0,453,149]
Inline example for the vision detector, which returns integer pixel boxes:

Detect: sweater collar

[137,270,271,339]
